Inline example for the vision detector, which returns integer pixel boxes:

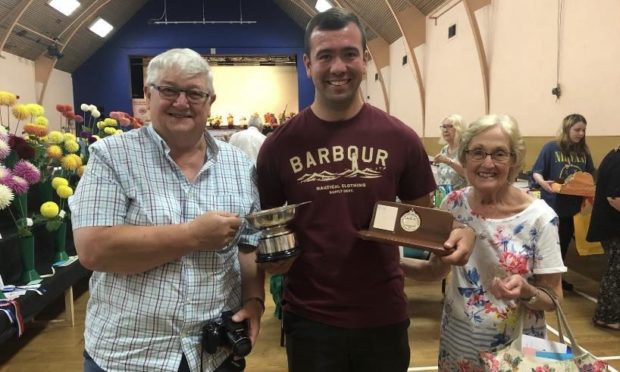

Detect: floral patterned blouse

[438,187,566,372]
[436,145,467,190]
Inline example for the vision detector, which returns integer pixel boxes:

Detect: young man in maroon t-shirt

[256,8,476,372]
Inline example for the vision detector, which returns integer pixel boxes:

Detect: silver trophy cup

[245,201,311,263]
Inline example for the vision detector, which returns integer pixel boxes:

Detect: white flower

[88,104,97,112]
[92,110,101,118]
[0,184,14,210]
[80,103,90,111]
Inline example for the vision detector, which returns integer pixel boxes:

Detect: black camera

[202,311,252,357]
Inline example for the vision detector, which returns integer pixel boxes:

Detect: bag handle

[536,286,586,357]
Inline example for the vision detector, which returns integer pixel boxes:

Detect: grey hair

[458,114,525,183]
[247,114,263,131]
[438,113,466,146]
[145,48,214,95]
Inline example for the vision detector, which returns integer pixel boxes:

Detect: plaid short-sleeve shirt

[70,125,260,371]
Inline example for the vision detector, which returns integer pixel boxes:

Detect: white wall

[423,4,485,138]
[388,39,424,134]
[0,51,73,133]
[362,61,387,112]
[383,0,620,138]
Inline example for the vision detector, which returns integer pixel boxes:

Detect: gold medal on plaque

[400,209,421,232]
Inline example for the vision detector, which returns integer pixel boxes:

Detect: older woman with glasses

[434,114,467,193]
[402,114,565,371]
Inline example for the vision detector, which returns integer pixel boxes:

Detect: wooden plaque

[357,201,454,256]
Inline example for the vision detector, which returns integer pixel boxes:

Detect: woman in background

[531,113,595,291]
[402,114,565,371]
[587,145,620,330]
[434,114,467,191]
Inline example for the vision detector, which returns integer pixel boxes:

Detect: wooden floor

[1,246,619,371]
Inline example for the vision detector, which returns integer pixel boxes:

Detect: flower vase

[33,180,54,209]
[18,235,40,284]
[0,274,6,299]
[53,221,69,262]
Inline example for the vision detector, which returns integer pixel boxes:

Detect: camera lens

[231,337,252,357]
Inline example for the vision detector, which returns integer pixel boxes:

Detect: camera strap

[200,347,246,372]
[214,355,246,372]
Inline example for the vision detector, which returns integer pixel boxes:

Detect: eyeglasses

[151,85,210,103]
[465,148,514,163]
[439,124,454,130]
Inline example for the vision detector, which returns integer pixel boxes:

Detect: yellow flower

[47,145,63,159]
[96,121,105,129]
[76,165,86,178]
[56,185,73,199]
[60,154,82,171]
[63,133,76,142]
[25,103,44,117]
[40,201,60,218]
[47,130,65,144]
[0,91,17,106]
[51,177,69,190]
[35,116,49,127]
[104,127,116,135]
[104,118,118,127]
[64,139,80,153]
[12,104,29,120]
[113,129,123,135]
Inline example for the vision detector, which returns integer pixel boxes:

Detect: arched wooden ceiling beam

[35,0,111,104]
[0,0,34,55]
[385,0,427,132]
[290,0,316,18]
[462,0,489,113]
[333,0,390,112]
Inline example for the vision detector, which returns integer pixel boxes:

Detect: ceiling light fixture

[48,0,81,17]
[89,17,114,38]
[315,0,333,12]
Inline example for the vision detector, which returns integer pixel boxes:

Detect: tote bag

[479,287,608,372]
[574,199,604,256]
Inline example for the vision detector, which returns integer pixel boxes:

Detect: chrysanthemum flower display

[0,183,14,210]
[0,154,41,237]
[56,104,78,134]
[34,176,73,232]
[60,153,82,171]
[79,103,101,134]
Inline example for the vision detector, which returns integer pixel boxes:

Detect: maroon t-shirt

[256,103,436,328]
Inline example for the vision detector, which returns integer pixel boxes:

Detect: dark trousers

[283,311,410,372]
[559,215,575,260]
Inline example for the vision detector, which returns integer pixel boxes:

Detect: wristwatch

[520,290,539,305]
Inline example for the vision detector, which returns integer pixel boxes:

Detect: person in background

[256,8,476,372]
[229,113,266,162]
[402,114,565,371]
[434,114,467,191]
[587,145,620,330]
[70,48,264,372]
[531,113,595,291]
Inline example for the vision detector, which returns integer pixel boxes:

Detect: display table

[0,221,91,344]
[0,259,90,343]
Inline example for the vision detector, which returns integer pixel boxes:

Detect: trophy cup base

[256,247,300,263]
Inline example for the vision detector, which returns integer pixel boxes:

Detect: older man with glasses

[70,48,264,372]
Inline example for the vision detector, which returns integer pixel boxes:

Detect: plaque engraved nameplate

[358,201,454,256]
